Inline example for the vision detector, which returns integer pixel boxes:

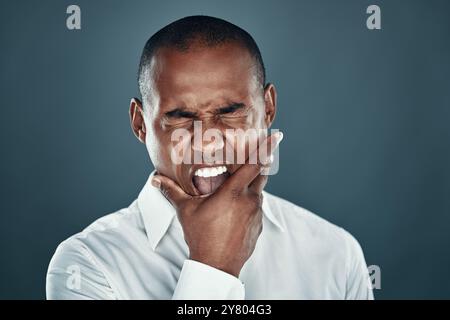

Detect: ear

[129,98,146,144]
[263,83,277,128]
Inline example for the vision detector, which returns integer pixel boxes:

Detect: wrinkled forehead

[146,43,260,109]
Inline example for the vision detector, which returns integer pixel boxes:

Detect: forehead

[149,42,258,109]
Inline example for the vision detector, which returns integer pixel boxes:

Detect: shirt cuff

[172,259,245,300]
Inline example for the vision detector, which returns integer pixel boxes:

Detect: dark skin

[129,42,283,277]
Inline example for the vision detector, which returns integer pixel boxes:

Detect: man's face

[130,42,276,196]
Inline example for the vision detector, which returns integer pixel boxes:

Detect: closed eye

[165,108,197,119]
[217,103,246,117]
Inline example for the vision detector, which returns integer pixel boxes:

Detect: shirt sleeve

[343,231,375,300]
[172,260,245,300]
[46,239,117,300]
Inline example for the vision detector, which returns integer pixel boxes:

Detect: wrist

[189,255,241,278]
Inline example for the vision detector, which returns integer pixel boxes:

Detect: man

[46,15,373,299]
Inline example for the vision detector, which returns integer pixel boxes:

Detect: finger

[225,131,283,191]
[231,132,281,187]
[248,173,269,194]
[152,174,191,208]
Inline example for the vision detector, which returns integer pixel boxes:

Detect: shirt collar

[137,171,285,250]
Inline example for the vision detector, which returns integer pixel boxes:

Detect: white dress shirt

[46,172,374,300]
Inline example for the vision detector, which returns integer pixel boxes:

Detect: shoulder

[263,191,363,259]
[47,200,144,280]
[264,191,372,299]
[60,199,144,251]
[46,200,144,299]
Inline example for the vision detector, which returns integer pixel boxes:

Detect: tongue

[193,173,230,195]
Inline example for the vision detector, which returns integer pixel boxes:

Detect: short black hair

[138,15,266,102]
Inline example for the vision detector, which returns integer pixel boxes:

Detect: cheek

[144,127,172,170]
[253,106,268,129]
[146,124,191,178]
[245,105,267,129]
[169,132,193,166]
[223,129,259,165]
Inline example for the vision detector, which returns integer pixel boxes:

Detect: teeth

[194,166,227,178]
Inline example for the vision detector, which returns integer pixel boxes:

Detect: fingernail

[151,177,161,189]
[261,153,274,166]
[275,131,284,145]
[270,132,283,153]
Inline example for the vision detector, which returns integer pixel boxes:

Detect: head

[130,15,277,196]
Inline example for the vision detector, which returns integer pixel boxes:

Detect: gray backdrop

[1,0,449,299]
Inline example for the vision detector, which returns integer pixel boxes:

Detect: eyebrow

[164,102,246,118]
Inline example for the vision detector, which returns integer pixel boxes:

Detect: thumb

[152,174,191,209]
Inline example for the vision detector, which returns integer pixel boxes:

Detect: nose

[192,121,225,163]
[192,130,225,153]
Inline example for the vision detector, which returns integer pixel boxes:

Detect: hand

[152,132,283,277]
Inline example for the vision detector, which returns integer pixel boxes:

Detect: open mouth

[192,165,231,195]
